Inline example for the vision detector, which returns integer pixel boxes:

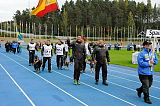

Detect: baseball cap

[143,41,152,46]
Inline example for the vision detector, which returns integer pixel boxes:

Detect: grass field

[109,49,160,72]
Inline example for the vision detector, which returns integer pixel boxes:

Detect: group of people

[26,36,110,86]
[5,41,22,54]
[3,36,159,104]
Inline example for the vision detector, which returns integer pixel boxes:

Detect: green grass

[109,49,160,72]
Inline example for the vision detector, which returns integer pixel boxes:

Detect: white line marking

[0,53,88,106]
[109,66,160,78]
[109,69,160,83]
[53,71,136,106]
[12,50,160,99]
[0,64,36,106]
[4,49,160,100]
[83,73,160,100]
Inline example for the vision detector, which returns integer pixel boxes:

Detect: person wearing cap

[136,41,158,104]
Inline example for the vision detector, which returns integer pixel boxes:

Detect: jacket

[138,48,158,75]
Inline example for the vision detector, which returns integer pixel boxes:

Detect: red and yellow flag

[31,0,58,17]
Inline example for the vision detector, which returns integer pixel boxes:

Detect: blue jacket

[12,43,18,48]
[137,48,158,75]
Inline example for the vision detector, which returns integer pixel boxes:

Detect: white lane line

[109,66,160,78]
[6,49,160,100]
[53,71,136,106]
[0,53,88,106]
[85,66,160,90]
[83,73,160,100]
[17,49,160,83]
[13,51,160,95]
[0,64,36,106]
[1,49,136,106]
[109,69,160,83]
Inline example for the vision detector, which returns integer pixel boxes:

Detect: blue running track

[0,46,160,106]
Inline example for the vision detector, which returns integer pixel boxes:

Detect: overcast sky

[0,0,160,22]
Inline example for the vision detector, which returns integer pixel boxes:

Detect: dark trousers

[137,75,153,99]
[74,59,83,80]
[42,57,52,70]
[17,47,20,53]
[95,63,108,81]
[12,48,16,54]
[29,50,35,64]
[64,52,68,61]
[56,55,63,68]
[6,48,9,52]
[82,59,86,71]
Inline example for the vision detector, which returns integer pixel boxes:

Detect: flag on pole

[17,29,23,40]
[31,0,58,17]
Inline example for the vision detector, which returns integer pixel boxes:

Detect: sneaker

[42,68,44,71]
[29,64,31,66]
[48,70,52,73]
[74,80,77,85]
[95,81,98,85]
[144,98,152,104]
[77,81,80,85]
[136,88,142,98]
[102,81,108,86]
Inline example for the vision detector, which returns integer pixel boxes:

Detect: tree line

[0,0,160,40]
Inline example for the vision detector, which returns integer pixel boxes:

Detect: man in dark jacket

[70,36,87,85]
[92,40,110,86]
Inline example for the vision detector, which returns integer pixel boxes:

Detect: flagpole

[117,27,118,42]
[26,22,28,38]
[34,23,36,39]
[87,26,88,39]
[89,26,90,40]
[124,27,125,42]
[95,26,97,41]
[39,23,41,39]
[0,21,2,36]
[128,26,129,42]
[70,25,71,38]
[10,21,12,38]
[76,25,77,38]
[110,26,112,42]
[58,24,59,38]
[29,22,30,39]
[52,24,53,40]
[121,27,122,42]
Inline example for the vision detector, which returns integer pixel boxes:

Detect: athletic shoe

[77,81,80,85]
[95,81,98,85]
[144,98,152,104]
[74,80,77,85]
[102,81,108,86]
[48,70,52,73]
[136,88,142,98]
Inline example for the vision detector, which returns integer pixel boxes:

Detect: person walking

[92,40,110,86]
[27,39,38,66]
[136,41,158,104]
[41,40,53,73]
[70,36,87,85]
